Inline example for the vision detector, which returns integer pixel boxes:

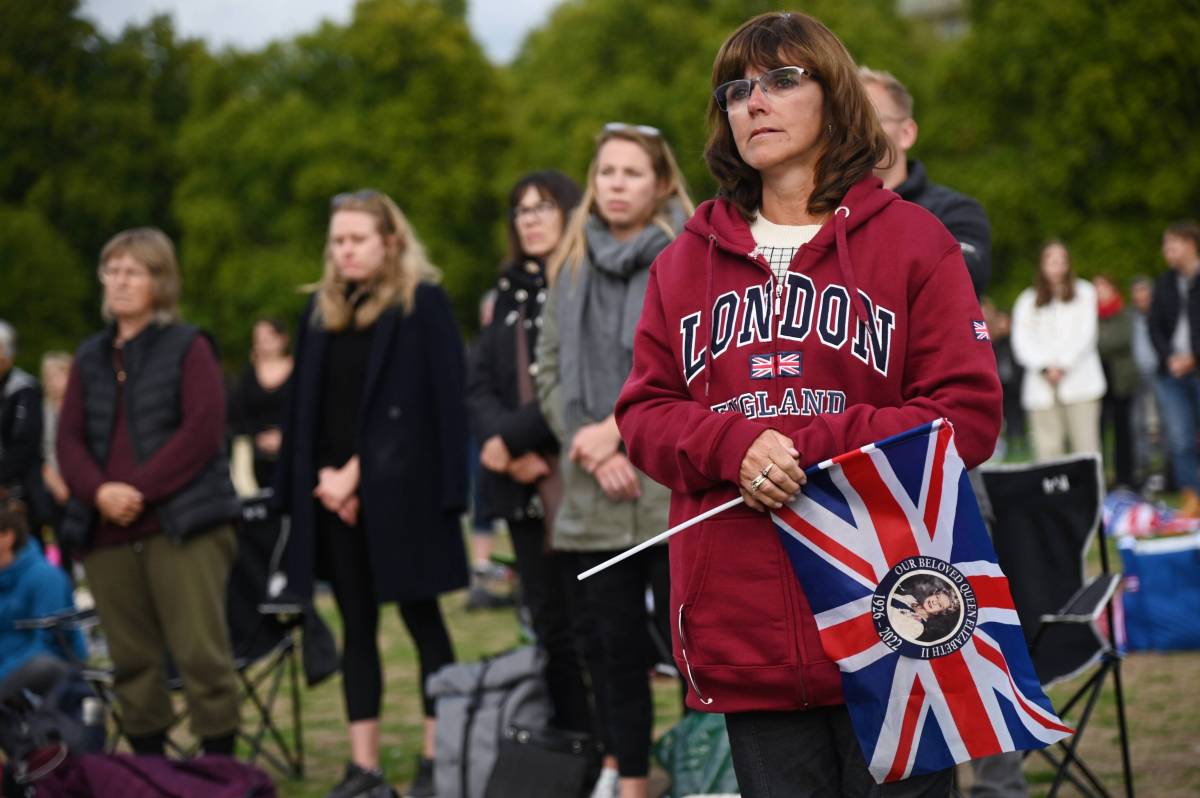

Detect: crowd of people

[0,9,1194,798]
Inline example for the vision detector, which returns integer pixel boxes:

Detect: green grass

[259,579,684,797]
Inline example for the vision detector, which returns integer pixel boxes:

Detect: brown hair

[1034,240,1077,307]
[1165,220,1200,252]
[548,127,694,285]
[98,227,182,324]
[313,190,441,331]
[857,66,914,118]
[505,170,583,265]
[704,12,890,221]
[0,499,30,553]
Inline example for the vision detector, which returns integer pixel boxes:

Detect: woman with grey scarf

[535,123,694,798]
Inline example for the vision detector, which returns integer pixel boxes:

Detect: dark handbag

[484,725,602,798]
[514,304,564,547]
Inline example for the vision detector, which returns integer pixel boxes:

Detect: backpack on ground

[427,646,599,798]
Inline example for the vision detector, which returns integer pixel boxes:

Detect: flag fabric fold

[772,419,1072,783]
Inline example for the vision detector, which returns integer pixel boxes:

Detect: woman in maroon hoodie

[615,12,1001,797]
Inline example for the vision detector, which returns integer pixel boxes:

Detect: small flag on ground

[772,419,1071,783]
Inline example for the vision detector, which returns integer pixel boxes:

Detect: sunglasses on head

[602,122,661,138]
[330,189,384,209]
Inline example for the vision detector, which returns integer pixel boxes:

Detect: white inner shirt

[749,212,822,288]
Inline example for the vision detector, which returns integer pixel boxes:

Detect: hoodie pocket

[683,516,796,668]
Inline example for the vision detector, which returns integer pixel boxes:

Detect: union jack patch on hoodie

[749,352,802,379]
[972,321,990,341]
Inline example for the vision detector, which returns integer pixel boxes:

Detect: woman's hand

[1042,366,1065,386]
[739,429,805,512]
[96,482,144,526]
[569,416,622,473]
[255,428,282,456]
[313,456,361,515]
[594,453,641,502]
[337,495,360,526]
[480,435,513,473]
[507,452,551,484]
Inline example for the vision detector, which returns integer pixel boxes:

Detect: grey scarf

[556,211,680,435]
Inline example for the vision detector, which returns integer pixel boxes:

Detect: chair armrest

[13,608,98,631]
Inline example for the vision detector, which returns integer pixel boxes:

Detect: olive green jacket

[534,279,670,552]
[1097,308,1138,398]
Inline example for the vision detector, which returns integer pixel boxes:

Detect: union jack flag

[771,420,1071,783]
[749,351,802,380]
[973,320,991,341]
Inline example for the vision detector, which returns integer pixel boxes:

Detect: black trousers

[316,506,455,721]
[1102,391,1135,487]
[573,545,670,778]
[509,518,594,734]
[725,705,953,798]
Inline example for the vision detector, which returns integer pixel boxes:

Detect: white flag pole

[576,496,745,581]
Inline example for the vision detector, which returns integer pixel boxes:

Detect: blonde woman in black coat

[277,190,468,798]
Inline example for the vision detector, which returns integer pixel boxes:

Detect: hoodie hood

[684,175,897,256]
[683,175,899,395]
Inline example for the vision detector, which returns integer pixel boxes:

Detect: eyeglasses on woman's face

[512,200,558,222]
[714,66,813,113]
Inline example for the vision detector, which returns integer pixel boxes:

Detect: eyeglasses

[99,263,151,283]
[331,189,383,209]
[602,122,661,137]
[714,66,813,112]
[512,200,559,222]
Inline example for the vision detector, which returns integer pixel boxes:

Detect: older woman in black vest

[276,189,468,798]
[57,227,241,756]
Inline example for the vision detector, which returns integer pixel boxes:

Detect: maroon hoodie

[615,175,1002,714]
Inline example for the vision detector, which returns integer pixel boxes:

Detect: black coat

[1148,269,1200,374]
[895,159,992,298]
[276,284,469,602]
[466,261,557,522]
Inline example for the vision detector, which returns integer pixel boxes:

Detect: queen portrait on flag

[614,10,1009,797]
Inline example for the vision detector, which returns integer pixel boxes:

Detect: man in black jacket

[1148,221,1200,515]
[860,67,991,299]
[0,321,46,526]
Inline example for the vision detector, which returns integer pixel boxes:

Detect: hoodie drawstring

[704,234,717,397]
[833,205,873,332]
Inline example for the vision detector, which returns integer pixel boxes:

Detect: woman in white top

[1011,240,1107,459]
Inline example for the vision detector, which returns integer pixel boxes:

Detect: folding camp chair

[164,491,308,778]
[978,454,1134,798]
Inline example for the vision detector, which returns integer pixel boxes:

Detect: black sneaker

[326,761,387,798]
[404,756,436,798]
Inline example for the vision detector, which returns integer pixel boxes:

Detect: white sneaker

[590,767,619,798]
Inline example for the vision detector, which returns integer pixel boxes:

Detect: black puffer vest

[62,323,239,546]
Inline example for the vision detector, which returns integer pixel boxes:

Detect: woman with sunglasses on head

[276,190,468,798]
[534,125,694,798]
[615,13,1001,797]
[466,171,597,733]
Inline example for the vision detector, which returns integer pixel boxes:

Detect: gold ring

[750,473,768,492]
[760,463,775,478]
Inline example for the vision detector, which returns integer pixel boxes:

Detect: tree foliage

[919,0,1200,306]
[173,0,510,344]
[2,0,1197,371]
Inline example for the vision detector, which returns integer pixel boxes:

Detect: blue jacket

[0,544,86,682]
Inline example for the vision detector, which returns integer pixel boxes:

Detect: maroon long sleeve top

[56,335,227,548]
